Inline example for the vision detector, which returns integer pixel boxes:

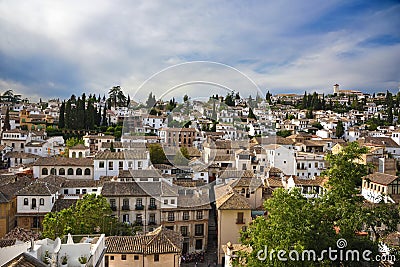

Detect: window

[78,152,83,158]
[149,213,156,224]
[42,168,48,176]
[195,224,204,236]
[171,199,175,205]
[138,161,142,169]
[121,255,126,260]
[183,211,189,220]
[76,189,80,194]
[168,212,175,221]
[82,189,87,194]
[50,168,56,175]
[236,212,244,224]
[136,198,142,206]
[31,198,37,209]
[76,168,82,175]
[110,256,114,260]
[164,199,168,205]
[134,255,139,260]
[315,162,318,168]
[72,152,76,158]
[150,198,156,206]
[196,211,203,220]
[39,198,44,205]
[109,161,113,170]
[59,168,65,175]
[181,226,188,236]
[24,198,28,205]
[67,168,74,175]
[110,199,116,209]
[154,254,159,262]
[84,168,91,175]
[63,189,68,194]
[136,214,142,224]
[128,161,133,168]
[99,161,105,168]
[119,161,123,169]
[195,239,203,250]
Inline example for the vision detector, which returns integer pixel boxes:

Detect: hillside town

[0,84,400,267]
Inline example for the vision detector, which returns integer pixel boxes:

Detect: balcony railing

[135,204,144,210]
[148,204,157,210]
[135,221,143,226]
[122,205,130,211]
[148,221,157,226]
[236,218,246,224]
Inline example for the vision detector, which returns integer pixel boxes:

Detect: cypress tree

[59,101,65,128]
[2,108,11,131]
[65,100,72,129]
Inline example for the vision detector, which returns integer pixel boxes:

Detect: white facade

[264,144,296,175]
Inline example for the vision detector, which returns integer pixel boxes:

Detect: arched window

[76,168,82,175]
[72,152,76,158]
[84,168,91,175]
[42,168,48,176]
[39,198,44,205]
[67,168,74,175]
[50,168,56,175]
[78,152,83,158]
[59,168,65,175]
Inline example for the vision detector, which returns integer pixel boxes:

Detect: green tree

[239,143,396,266]
[173,147,190,166]
[336,120,344,138]
[2,108,11,131]
[42,194,116,239]
[146,92,156,108]
[148,144,167,164]
[58,101,65,129]
[66,137,84,148]
[276,130,292,138]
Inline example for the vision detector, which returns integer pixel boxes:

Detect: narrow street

[181,186,219,267]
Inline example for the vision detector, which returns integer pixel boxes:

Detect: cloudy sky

[0,0,399,101]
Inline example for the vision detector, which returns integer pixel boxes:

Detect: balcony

[111,206,117,211]
[148,204,157,210]
[236,218,246,224]
[135,221,143,226]
[148,221,157,226]
[194,232,204,237]
[135,204,144,210]
[122,205,130,211]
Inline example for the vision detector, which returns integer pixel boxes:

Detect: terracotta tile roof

[264,177,284,188]
[33,157,93,166]
[51,199,77,212]
[230,177,263,189]
[94,151,148,160]
[70,144,89,150]
[106,226,182,254]
[293,176,329,187]
[37,175,66,187]
[16,181,59,196]
[218,170,254,179]
[254,136,294,146]
[2,252,47,267]
[125,169,163,178]
[362,137,400,148]
[4,227,40,242]
[0,176,31,202]
[5,151,41,159]
[364,173,398,186]
[101,181,148,197]
[0,239,16,248]
[216,191,251,210]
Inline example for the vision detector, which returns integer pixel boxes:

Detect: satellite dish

[53,237,61,254]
